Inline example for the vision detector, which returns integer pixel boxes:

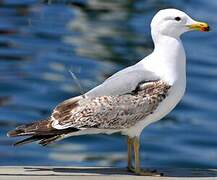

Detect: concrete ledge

[0,166,217,179]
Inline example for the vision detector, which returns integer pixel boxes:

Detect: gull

[7,9,209,176]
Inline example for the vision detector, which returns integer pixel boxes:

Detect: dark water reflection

[0,0,217,168]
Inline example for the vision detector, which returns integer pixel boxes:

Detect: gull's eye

[174,16,181,21]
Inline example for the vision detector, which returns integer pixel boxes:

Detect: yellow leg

[133,137,141,174]
[127,137,133,171]
[129,137,162,176]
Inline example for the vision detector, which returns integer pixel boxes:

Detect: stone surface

[0,166,217,180]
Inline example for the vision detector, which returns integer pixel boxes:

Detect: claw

[128,167,163,176]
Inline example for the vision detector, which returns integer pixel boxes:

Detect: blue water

[0,0,217,168]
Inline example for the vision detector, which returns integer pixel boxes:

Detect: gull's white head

[151,9,210,39]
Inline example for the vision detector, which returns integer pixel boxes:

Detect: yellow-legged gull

[8,8,210,176]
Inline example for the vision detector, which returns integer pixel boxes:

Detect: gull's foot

[127,166,134,172]
[127,167,163,176]
[138,169,163,176]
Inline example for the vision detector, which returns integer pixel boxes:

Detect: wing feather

[51,80,171,130]
[85,63,159,97]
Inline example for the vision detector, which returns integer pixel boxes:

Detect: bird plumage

[7,118,79,146]
[86,63,159,97]
[7,8,210,175]
[6,9,210,177]
[8,80,170,145]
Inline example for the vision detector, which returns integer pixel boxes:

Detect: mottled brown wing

[51,96,82,125]
[51,80,171,130]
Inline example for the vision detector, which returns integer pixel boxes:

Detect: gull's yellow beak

[186,21,210,32]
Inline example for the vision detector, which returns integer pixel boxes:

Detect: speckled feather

[51,80,171,130]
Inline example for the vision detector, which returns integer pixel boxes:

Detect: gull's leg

[132,137,162,176]
[127,136,134,171]
[133,137,141,174]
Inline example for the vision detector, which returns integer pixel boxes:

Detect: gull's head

[151,9,210,39]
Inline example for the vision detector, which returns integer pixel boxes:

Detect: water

[0,0,217,168]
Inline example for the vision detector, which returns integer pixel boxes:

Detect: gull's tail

[7,119,78,146]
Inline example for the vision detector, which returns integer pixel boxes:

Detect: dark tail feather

[7,119,79,146]
[39,135,62,146]
[7,119,52,137]
[13,135,60,146]
[7,125,34,137]
[14,136,44,146]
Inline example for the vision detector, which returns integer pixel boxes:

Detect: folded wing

[86,63,159,97]
[52,80,171,130]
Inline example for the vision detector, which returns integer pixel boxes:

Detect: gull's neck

[143,34,186,85]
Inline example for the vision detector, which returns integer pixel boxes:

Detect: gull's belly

[122,80,186,137]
